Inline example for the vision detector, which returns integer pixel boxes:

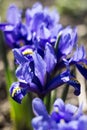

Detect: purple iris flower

[69,45,87,79]
[32,98,58,130]
[56,26,77,60]
[9,82,28,103]
[25,2,62,42]
[0,4,28,48]
[9,42,80,103]
[56,26,87,80]
[77,115,87,130]
[51,98,82,122]
[32,98,87,130]
[0,2,62,48]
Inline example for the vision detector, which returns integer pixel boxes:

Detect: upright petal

[33,51,46,86]
[58,27,77,56]
[25,9,32,26]
[6,4,21,25]
[43,7,60,28]
[53,98,65,112]
[44,43,57,73]
[32,98,49,119]
[22,62,34,83]
[31,2,43,15]
[31,12,44,32]
[16,65,24,80]
[70,45,86,63]
[37,25,51,40]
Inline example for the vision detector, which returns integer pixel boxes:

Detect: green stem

[44,92,51,113]
[61,84,69,102]
[0,31,13,89]
[51,90,57,107]
[0,31,32,130]
[27,93,34,130]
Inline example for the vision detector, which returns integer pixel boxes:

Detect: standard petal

[15,65,24,80]
[32,98,49,120]
[70,45,86,63]
[6,4,21,25]
[31,2,43,15]
[33,51,46,86]
[25,9,32,26]
[58,27,77,56]
[44,43,57,73]
[31,12,44,32]
[37,25,51,40]
[22,62,34,83]
[53,98,65,112]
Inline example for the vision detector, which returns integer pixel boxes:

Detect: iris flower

[57,26,77,58]
[56,27,87,81]
[9,40,80,103]
[0,2,62,48]
[69,45,87,79]
[1,3,85,103]
[32,98,87,130]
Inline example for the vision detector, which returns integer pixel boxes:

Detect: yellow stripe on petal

[12,86,21,97]
[22,48,33,55]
